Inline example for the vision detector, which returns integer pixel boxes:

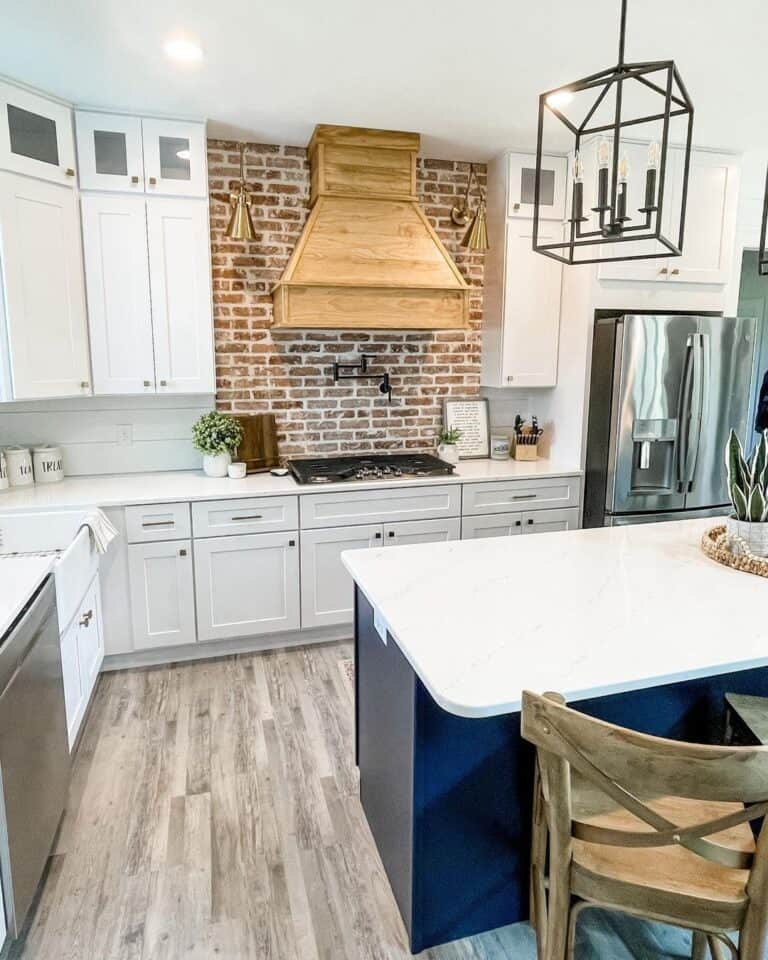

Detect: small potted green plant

[725,428,768,556]
[192,411,244,478]
[437,426,462,465]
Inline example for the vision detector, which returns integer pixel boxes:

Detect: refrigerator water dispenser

[630,419,678,494]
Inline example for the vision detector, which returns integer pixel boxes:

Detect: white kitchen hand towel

[78,509,119,554]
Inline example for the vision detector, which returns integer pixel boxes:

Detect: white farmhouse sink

[0,509,100,632]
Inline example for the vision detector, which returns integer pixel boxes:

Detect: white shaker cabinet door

[0,81,76,186]
[128,540,196,650]
[501,220,562,387]
[461,513,524,539]
[60,618,84,747]
[0,171,91,399]
[81,194,156,394]
[146,197,215,394]
[141,119,207,198]
[383,517,461,546]
[194,532,300,642]
[75,111,145,193]
[300,524,382,629]
[522,507,581,534]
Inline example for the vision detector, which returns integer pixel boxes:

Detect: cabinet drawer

[192,496,298,538]
[461,476,581,516]
[462,512,523,539]
[300,484,461,529]
[125,502,191,543]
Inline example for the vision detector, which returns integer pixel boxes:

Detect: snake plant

[726,429,768,522]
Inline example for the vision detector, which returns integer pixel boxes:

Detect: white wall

[0,395,213,475]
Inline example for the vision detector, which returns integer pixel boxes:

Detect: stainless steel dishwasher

[0,575,69,938]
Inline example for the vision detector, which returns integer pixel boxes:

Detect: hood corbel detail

[272,125,470,330]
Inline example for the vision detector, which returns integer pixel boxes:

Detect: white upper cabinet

[81,194,155,394]
[508,152,568,220]
[141,119,207,198]
[0,171,90,399]
[0,81,76,186]
[597,143,739,285]
[146,198,215,394]
[75,111,144,192]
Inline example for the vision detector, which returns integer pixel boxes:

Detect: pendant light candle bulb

[573,151,584,183]
[647,141,660,169]
[598,139,611,168]
[619,153,629,183]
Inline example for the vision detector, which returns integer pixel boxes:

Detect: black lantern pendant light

[533,0,694,265]
[759,164,768,276]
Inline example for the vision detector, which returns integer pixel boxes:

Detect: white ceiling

[2,0,766,161]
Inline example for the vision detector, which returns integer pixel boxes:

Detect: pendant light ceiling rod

[617,0,628,67]
[760,163,768,276]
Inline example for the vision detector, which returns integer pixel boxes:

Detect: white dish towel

[78,509,119,554]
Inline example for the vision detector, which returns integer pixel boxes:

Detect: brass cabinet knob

[671,267,680,276]
[131,175,140,184]
[659,267,669,275]
[64,167,75,177]
[513,202,521,211]
[80,380,90,389]
[148,176,157,185]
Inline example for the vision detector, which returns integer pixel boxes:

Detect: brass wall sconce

[225,142,256,241]
[451,163,489,251]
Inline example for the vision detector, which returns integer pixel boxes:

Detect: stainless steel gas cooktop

[287,454,455,484]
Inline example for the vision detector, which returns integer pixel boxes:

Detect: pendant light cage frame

[759,165,768,276]
[533,0,694,266]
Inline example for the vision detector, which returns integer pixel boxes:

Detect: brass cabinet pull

[131,175,140,184]
[659,267,669,275]
[64,167,75,177]
[148,176,157,185]
[80,380,90,389]
[78,609,93,627]
[671,267,680,275]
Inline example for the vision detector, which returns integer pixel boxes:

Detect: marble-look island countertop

[0,556,55,637]
[0,457,581,513]
[342,518,767,718]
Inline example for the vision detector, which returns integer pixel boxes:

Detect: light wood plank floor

[12,641,697,959]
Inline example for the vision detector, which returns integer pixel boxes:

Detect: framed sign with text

[442,398,490,459]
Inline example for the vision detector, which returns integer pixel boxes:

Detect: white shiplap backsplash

[0,395,213,476]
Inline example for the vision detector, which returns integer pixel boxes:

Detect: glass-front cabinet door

[141,119,207,198]
[75,111,144,192]
[0,81,77,186]
[507,151,568,220]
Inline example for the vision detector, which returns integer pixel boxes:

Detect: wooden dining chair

[521,690,768,960]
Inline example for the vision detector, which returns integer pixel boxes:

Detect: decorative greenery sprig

[438,427,462,445]
[191,411,243,456]
[726,429,768,522]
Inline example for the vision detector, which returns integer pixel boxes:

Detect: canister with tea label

[33,445,64,484]
[0,450,8,491]
[490,434,511,460]
[5,446,34,486]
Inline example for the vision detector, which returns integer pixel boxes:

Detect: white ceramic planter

[726,516,768,558]
[203,452,232,478]
[437,443,460,465]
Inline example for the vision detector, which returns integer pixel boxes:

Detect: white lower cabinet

[301,517,460,629]
[301,524,383,629]
[60,575,104,749]
[194,531,300,642]
[463,507,581,539]
[128,539,196,649]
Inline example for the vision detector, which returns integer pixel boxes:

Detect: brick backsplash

[208,140,486,456]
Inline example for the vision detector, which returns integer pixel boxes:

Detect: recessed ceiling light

[546,89,574,109]
[164,37,203,62]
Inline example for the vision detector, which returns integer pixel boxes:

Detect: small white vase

[726,515,768,558]
[437,443,460,465]
[203,452,231,478]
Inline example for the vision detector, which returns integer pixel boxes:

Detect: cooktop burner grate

[287,453,456,484]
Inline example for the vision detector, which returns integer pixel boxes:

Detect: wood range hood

[272,125,470,330]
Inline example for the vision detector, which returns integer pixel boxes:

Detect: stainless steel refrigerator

[584,313,757,527]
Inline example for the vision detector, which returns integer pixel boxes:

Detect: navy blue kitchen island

[345,520,768,953]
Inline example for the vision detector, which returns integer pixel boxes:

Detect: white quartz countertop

[342,518,767,719]
[0,458,581,513]
[0,556,55,637]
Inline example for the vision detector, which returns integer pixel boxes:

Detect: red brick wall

[208,140,486,456]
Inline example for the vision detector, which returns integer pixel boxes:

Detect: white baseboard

[101,623,352,671]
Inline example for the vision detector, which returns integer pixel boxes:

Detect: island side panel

[355,588,417,940]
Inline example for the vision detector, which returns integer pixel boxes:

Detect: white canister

[32,445,64,484]
[490,435,511,460]
[0,450,8,491]
[4,446,34,487]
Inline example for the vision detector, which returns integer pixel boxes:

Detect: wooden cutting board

[234,414,280,473]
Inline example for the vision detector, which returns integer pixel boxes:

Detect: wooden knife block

[234,414,280,473]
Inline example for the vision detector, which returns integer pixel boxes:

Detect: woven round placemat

[701,525,768,579]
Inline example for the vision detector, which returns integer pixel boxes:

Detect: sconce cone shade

[226,186,256,241]
[461,203,489,251]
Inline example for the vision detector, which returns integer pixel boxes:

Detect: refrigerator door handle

[676,338,695,493]
[685,333,707,492]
